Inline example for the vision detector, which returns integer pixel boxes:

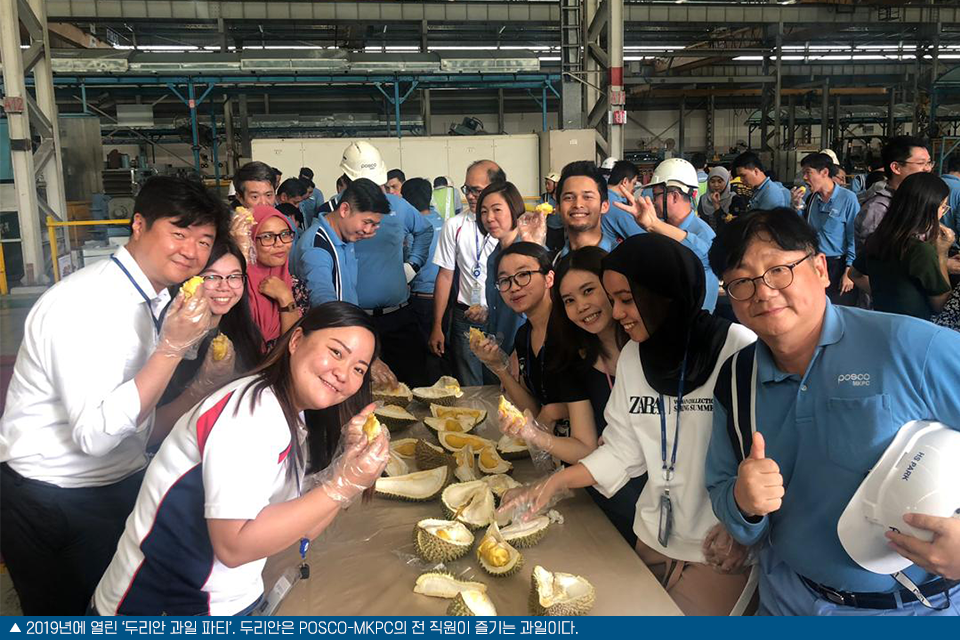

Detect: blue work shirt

[941,173,960,249]
[543,195,563,230]
[484,243,526,356]
[298,188,325,231]
[749,177,792,211]
[706,302,960,593]
[676,212,719,312]
[292,214,358,306]
[355,193,433,310]
[806,184,859,265]
[409,207,444,295]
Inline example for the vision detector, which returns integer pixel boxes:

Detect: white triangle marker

[10,623,21,632]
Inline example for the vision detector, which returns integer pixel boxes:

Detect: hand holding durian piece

[310,404,390,506]
[156,281,213,358]
[189,334,236,393]
[231,206,257,265]
[467,331,509,374]
[497,396,554,454]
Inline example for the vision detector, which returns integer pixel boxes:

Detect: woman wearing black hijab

[500,234,757,615]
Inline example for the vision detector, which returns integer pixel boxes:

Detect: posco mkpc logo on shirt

[837,372,871,387]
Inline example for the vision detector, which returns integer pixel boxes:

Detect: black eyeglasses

[461,184,484,197]
[725,253,814,301]
[201,274,246,290]
[496,269,544,292]
[255,230,295,246]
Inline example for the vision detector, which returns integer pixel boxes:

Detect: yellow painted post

[0,234,8,295]
[47,217,60,283]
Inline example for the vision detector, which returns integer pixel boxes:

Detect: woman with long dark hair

[154,241,264,438]
[500,234,756,616]
[851,173,955,319]
[93,302,388,616]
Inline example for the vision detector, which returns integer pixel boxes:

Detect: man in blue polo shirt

[801,152,860,305]
[941,156,960,273]
[612,158,719,312]
[705,209,960,616]
[292,178,389,306]
[732,151,793,211]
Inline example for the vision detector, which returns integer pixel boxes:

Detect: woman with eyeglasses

[472,242,561,418]
[500,234,757,616]
[247,205,310,351]
[152,241,265,438]
[850,173,955,320]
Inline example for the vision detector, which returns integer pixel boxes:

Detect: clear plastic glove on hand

[370,359,399,390]
[701,523,752,574]
[463,305,488,324]
[310,404,391,507]
[498,407,553,454]
[497,471,571,524]
[156,291,214,359]
[518,210,547,246]
[189,334,237,393]
[231,207,257,266]
[468,331,509,374]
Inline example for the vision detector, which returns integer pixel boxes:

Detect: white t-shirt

[432,211,498,307]
[94,376,301,616]
[580,324,757,562]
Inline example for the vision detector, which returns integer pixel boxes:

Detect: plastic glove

[496,470,571,524]
[463,304,488,324]
[311,405,391,507]
[468,332,509,374]
[156,290,213,359]
[517,210,547,246]
[231,207,257,266]
[790,186,807,211]
[701,523,752,574]
[188,334,236,394]
[370,359,399,390]
[498,407,554,454]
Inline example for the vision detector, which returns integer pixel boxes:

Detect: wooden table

[264,386,682,617]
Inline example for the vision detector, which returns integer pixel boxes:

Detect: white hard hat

[600,157,618,171]
[545,171,560,183]
[340,141,388,186]
[649,158,700,195]
[819,149,840,165]
[838,420,960,575]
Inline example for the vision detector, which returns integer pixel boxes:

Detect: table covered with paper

[262,386,682,617]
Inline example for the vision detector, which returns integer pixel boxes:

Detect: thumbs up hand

[733,432,785,518]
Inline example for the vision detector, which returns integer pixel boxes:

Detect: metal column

[498,89,505,134]
[773,26,783,169]
[239,93,251,159]
[422,89,432,133]
[833,95,841,152]
[210,98,220,187]
[821,79,830,148]
[608,0,624,160]
[678,97,686,156]
[559,0,584,128]
[887,88,896,137]
[787,94,796,148]
[706,95,716,155]
[0,0,68,286]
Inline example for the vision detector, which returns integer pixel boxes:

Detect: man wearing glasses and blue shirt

[705,209,960,616]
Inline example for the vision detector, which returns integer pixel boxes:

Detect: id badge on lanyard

[657,352,687,548]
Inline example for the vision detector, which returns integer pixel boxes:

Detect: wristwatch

[279,301,297,313]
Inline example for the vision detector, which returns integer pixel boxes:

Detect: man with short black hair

[705,208,960,616]
[386,169,406,196]
[233,161,276,209]
[277,177,307,208]
[731,151,792,211]
[855,136,931,255]
[271,167,282,190]
[940,155,960,267]
[296,167,324,231]
[800,152,860,305]
[1,177,229,614]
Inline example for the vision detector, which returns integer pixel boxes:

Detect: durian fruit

[210,334,231,361]
[441,481,496,529]
[235,205,255,224]
[496,434,530,460]
[413,571,486,599]
[447,590,497,616]
[362,414,382,443]
[374,465,449,501]
[477,446,512,475]
[373,382,413,407]
[180,276,204,299]
[468,327,486,350]
[498,395,525,423]
[476,522,523,577]
[430,404,487,426]
[437,431,495,454]
[415,439,456,471]
[528,565,595,616]
[413,519,474,563]
[480,474,522,501]
[501,516,551,549]
[412,376,463,406]
[385,451,409,477]
[423,416,475,436]
[374,404,417,432]
[390,438,418,460]
[454,445,478,482]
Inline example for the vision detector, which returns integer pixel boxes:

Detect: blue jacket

[941,174,960,249]
[677,213,719,312]
[355,193,433,309]
[292,214,358,306]
[707,302,960,592]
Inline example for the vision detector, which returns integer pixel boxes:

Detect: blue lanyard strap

[292,447,309,561]
[658,351,688,482]
[111,256,162,335]
[473,224,488,276]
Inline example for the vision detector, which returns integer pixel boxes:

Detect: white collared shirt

[0,246,170,488]
[432,210,498,307]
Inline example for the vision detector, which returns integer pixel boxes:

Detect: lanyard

[292,447,310,579]
[111,256,162,335]
[658,351,688,483]
[472,224,487,278]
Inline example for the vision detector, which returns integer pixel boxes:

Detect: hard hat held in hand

[340,141,388,186]
[838,420,960,575]
[649,158,700,196]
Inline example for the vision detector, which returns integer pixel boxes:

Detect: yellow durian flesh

[180,276,204,299]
